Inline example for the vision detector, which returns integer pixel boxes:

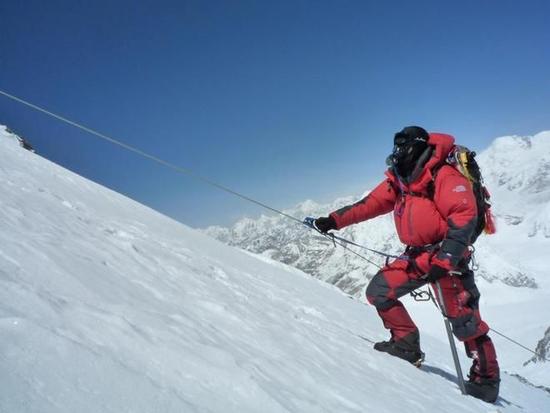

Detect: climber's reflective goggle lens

[393,133,410,146]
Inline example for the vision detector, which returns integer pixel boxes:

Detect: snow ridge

[526,327,550,365]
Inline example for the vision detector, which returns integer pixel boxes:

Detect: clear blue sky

[1,0,549,227]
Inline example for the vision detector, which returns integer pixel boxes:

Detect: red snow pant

[365,250,500,382]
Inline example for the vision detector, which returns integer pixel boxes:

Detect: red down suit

[329,133,499,382]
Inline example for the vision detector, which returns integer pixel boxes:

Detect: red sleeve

[431,167,478,270]
[329,179,397,230]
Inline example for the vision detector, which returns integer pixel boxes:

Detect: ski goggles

[394,132,427,146]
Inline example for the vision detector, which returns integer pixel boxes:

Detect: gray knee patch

[366,271,395,310]
[450,314,479,341]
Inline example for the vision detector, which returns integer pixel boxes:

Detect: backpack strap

[426,161,447,200]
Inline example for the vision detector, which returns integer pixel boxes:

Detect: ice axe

[432,275,467,395]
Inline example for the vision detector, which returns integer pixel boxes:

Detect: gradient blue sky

[1,0,549,227]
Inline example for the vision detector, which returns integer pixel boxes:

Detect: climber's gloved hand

[303,216,337,234]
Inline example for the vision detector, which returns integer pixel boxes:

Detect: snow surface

[1,125,549,412]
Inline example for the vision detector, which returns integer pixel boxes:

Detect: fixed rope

[326,233,403,260]
[0,90,303,226]
[0,89,385,268]
[1,88,546,361]
[426,285,549,362]
[489,328,549,362]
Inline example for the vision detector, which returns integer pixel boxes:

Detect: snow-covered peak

[483,131,550,157]
[295,199,320,212]
[1,124,19,145]
[474,131,550,240]
[478,131,550,197]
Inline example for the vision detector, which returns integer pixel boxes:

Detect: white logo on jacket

[452,185,467,193]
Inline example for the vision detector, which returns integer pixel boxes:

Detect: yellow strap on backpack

[457,149,475,183]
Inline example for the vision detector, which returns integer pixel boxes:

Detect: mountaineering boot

[374,340,425,366]
[374,332,425,366]
[464,378,500,403]
[464,336,500,403]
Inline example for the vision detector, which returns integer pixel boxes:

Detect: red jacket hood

[385,132,456,193]
[425,132,455,170]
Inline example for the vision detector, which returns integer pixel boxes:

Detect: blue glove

[303,217,316,228]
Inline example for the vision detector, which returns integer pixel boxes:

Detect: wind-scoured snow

[1,125,549,412]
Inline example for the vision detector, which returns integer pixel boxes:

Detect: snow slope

[1,125,549,412]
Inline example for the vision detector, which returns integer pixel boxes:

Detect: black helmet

[388,126,430,179]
